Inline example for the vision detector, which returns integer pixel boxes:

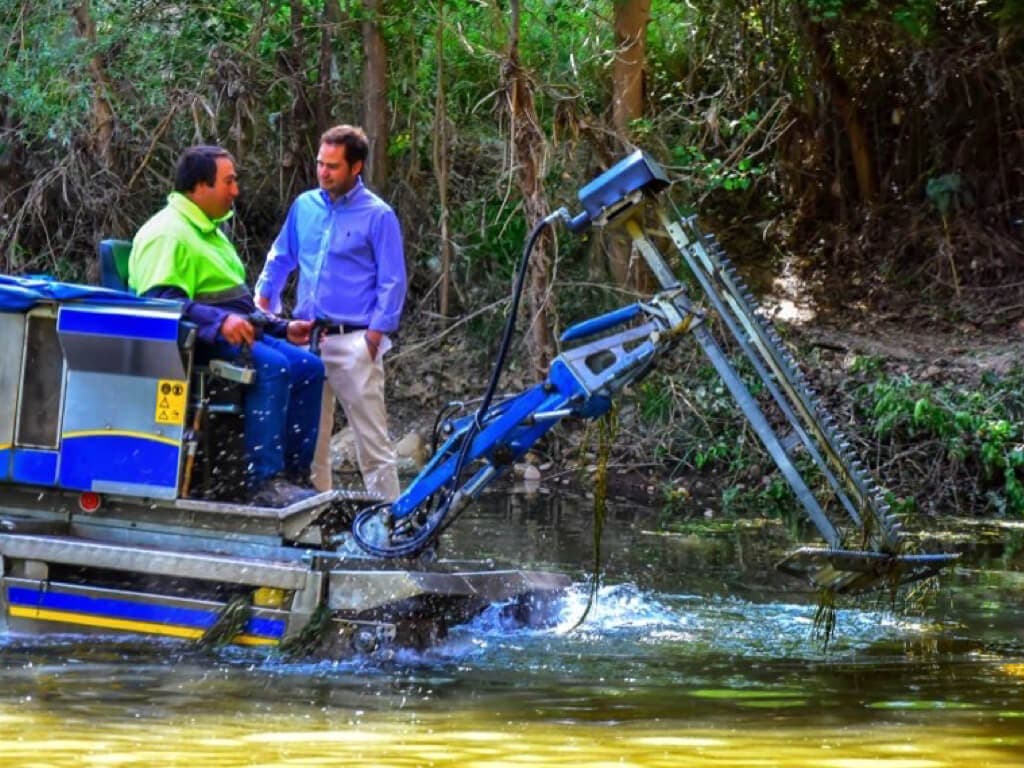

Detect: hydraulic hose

[444,209,565,512]
[351,210,566,558]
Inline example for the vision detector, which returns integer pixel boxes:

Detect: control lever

[308,317,330,357]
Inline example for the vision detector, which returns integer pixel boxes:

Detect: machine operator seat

[98,239,133,293]
[97,239,250,499]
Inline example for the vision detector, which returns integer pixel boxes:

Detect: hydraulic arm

[347,151,957,594]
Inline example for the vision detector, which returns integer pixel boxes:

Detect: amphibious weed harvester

[0,152,955,657]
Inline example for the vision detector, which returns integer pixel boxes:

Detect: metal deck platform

[0,485,570,655]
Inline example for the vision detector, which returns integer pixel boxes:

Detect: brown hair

[320,125,369,166]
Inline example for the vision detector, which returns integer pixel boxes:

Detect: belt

[322,323,368,336]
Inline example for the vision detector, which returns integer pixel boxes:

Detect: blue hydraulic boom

[347,151,958,594]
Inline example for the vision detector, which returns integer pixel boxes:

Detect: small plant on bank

[629,349,793,520]
[847,356,1024,516]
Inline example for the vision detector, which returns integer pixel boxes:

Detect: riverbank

[368,276,1024,523]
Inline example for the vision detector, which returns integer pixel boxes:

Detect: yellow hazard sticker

[155,379,188,425]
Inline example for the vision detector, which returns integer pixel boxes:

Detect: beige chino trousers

[310,330,400,500]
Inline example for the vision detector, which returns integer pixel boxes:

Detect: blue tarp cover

[0,274,180,313]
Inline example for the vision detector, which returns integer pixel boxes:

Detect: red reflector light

[78,492,102,513]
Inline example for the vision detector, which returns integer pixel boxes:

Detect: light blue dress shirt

[256,178,406,332]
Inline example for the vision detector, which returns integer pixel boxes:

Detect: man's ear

[353,159,364,177]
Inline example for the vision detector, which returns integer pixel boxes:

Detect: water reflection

[1,487,1023,766]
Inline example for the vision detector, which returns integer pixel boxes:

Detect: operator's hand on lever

[286,319,314,346]
[220,313,256,346]
[255,293,314,347]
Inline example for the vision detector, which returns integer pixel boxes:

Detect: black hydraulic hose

[477,215,555,423]
[447,212,560,502]
[351,212,562,558]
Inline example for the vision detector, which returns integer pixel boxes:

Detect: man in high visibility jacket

[130,145,324,507]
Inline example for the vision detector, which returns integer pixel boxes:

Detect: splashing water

[427,580,940,671]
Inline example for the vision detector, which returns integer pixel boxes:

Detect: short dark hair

[320,125,368,166]
[174,145,233,193]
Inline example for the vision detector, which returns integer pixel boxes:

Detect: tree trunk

[503,0,554,377]
[432,1,454,318]
[612,0,650,135]
[70,0,115,169]
[798,5,878,204]
[317,0,345,131]
[609,0,651,289]
[275,0,316,201]
[361,0,389,188]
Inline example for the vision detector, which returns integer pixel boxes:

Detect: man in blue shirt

[256,125,407,500]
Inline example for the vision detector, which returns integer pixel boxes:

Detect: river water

[1,487,1022,767]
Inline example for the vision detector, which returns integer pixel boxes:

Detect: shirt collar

[168,191,233,233]
[318,176,364,207]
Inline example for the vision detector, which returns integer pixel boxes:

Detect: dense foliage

[3,2,1023,298]
[2,0,1022,516]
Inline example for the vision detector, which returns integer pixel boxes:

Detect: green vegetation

[2,1,1020,296]
[848,357,1024,516]
[1,0,1022,522]
[642,349,1024,524]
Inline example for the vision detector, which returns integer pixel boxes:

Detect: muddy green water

[1,489,1022,767]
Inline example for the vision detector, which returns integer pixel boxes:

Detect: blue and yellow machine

[0,153,956,655]
[0,278,190,496]
[0,278,566,654]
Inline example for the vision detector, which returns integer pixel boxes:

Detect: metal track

[643,204,904,554]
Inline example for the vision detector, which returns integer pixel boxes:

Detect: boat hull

[0,485,570,656]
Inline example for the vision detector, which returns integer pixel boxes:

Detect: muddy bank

[364,284,1024,522]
